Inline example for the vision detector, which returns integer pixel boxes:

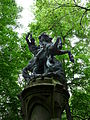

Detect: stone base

[19,78,69,120]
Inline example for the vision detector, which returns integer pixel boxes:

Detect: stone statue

[22,32,74,84]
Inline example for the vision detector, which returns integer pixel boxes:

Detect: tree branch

[80,10,87,28]
[74,4,90,11]
[58,8,80,22]
[63,28,73,40]
[54,3,90,11]
[73,0,76,4]
[73,0,90,11]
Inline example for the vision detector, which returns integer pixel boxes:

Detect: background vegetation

[0,0,90,119]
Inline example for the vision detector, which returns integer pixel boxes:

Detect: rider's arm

[26,33,38,55]
[26,32,30,45]
[56,50,74,63]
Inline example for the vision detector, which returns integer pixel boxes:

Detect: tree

[0,0,23,119]
[28,0,90,119]
[0,0,89,119]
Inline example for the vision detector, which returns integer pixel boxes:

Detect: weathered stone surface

[19,78,69,120]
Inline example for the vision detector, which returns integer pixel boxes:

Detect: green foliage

[0,0,90,119]
[0,0,23,119]
[71,89,90,119]
[29,0,89,38]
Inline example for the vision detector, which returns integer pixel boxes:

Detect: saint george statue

[22,32,74,84]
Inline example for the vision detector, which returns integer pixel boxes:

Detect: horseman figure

[22,32,74,84]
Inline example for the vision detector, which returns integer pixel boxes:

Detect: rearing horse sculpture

[22,32,74,84]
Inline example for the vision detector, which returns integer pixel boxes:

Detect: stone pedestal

[19,78,70,120]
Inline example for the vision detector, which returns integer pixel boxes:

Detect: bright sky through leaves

[15,0,87,38]
[15,0,35,36]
